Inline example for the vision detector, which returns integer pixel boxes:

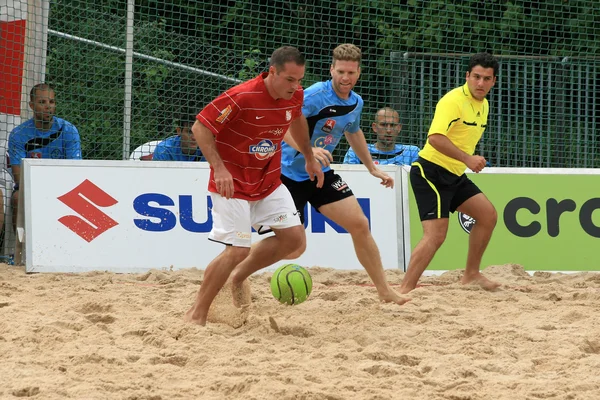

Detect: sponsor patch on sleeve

[215,105,233,124]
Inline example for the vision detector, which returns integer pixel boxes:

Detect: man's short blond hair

[332,44,362,65]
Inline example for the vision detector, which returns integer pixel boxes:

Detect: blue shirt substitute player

[153,117,205,162]
[279,44,410,305]
[343,107,420,166]
[8,83,82,228]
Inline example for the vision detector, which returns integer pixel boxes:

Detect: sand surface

[1,263,600,399]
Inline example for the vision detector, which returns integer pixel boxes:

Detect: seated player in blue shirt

[153,116,205,161]
[343,107,420,166]
[8,83,82,228]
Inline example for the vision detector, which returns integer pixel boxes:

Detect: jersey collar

[461,82,484,103]
[327,80,355,102]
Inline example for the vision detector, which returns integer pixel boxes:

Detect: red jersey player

[185,46,323,326]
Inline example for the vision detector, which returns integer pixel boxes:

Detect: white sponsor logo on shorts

[236,232,251,239]
[273,214,288,223]
[331,179,348,191]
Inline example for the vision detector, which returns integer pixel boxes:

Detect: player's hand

[466,155,487,173]
[214,166,234,199]
[312,147,334,167]
[370,167,394,189]
[305,157,325,188]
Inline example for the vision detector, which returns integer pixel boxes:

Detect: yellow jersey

[418,83,489,176]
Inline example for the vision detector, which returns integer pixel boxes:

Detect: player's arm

[285,90,332,168]
[287,115,324,187]
[283,119,333,167]
[428,134,486,173]
[12,166,21,188]
[409,146,421,164]
[344,129,393,188]
[65,127,82,159]
[151,144,168,161]
[192,120,234,198]
[344,129,375,169]
[8,133,26,186]
[427,96,486,172]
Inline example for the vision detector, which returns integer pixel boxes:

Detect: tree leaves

[44,0,600,163]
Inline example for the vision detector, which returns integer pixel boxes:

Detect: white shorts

[209,184,301,247]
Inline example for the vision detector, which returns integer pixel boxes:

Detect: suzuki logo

[57,180,119,242]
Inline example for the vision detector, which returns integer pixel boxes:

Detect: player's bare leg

[230,225,306,305]
[11,190,19,228]
[399,218,449,293]
[184,246,249,326]
[457,193,501,291]
[319,197,410,305]
[0,195,4,240]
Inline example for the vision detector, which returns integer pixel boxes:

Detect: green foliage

[238,49,263,81]
[44,0,599,165]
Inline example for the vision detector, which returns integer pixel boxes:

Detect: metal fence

[391,53,600,168]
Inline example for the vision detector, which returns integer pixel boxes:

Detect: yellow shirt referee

[400,52,502,294]
[419,82,489,176]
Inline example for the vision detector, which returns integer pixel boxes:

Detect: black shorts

[281,170,354,224]
[410,157,482,221]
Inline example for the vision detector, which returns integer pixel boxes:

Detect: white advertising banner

[23,160,405,273]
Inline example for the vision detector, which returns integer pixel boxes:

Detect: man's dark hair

[468,53,499,76]
[29,83,54,102]
[179,114,197,129]
[269,46,305,71]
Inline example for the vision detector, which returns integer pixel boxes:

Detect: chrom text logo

[249,139,277,160]
[57,180,119,242]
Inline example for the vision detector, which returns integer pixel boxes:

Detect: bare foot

[461,272,501,291]
[183,307,206,326]
[397,286,413,295]
[379,288,411,305]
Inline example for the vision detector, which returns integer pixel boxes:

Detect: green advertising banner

[407,169,600,272]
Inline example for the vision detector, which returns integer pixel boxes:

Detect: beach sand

[1,263,600,399]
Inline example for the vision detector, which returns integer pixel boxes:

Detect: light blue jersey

[8,117,81,165]
[343,143,420,166]
[281,80,363,181]
[153,135,204,161]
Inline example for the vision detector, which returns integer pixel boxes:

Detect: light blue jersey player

[281,79,363,180]
[9,84,82,193]
[278,44,409,305]
[344,143,420,165]
[8,83,83,229]
[8,116,81,164]
[343,107,420,166]
[153,135,204,161]
[153,118,204,162]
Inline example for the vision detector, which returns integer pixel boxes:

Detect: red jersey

[197,72,303,200]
